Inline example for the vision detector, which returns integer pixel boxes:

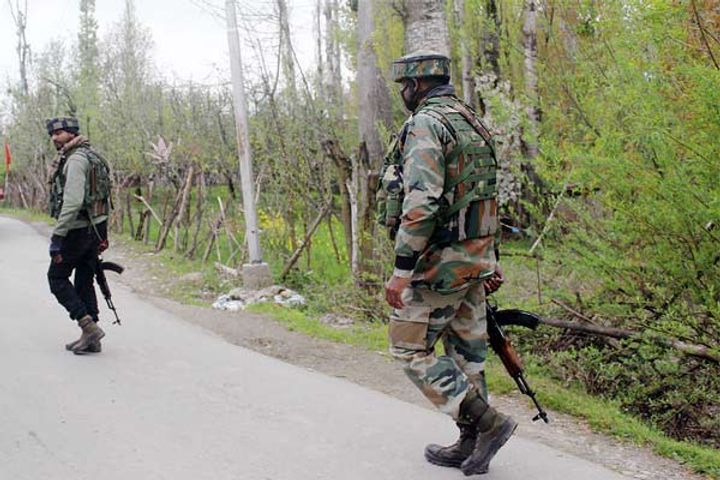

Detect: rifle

[95,258,124,325]
[487,305,549,423]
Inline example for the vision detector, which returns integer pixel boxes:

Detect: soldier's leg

[68,229,103,354]
[47,229,89,321]
[74,249,99,322]
[450,285,517,475]
[388,286,471,418]
[425,284,489,468]
[444,283,489,401]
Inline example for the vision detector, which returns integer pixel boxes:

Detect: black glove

[49,234,64,258]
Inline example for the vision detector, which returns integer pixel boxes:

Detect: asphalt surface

[0,215,633,480]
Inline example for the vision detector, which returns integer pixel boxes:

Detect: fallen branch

[551,299,621,348]
[538,316,719,364]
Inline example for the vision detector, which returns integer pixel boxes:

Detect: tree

[76,0,100,138]
[8,0,31,97]
[522,0,540,159]
[402,0,450,55]
[453,0,477,107]
[353,0,393,282]
[357,0,392,169]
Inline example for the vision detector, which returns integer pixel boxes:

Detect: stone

[242,262,273,289]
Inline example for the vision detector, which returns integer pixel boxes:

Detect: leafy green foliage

[526,0,720,448]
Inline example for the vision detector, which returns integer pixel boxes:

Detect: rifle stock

[487,305,549,423]
[95,258,124,325]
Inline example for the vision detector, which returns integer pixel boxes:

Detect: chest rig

[49,145,112,220]
[377,95,498,244]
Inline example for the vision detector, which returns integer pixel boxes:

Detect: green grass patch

[246,302,388,352]
[518,361,720,477]
[0,206,53,224]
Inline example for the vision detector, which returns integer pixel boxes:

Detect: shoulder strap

[449,100,494,149]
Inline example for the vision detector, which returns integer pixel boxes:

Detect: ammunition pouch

[377,133,406,239]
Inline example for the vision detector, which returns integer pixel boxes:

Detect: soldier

[46,116,112,355]
[379,51,516,476]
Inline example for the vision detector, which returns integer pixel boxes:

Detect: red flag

[3,139,10,173]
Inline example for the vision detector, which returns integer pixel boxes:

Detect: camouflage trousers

[389,282,488,420]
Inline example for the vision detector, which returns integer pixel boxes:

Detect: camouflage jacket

[389,86,499,293]
[49,136,110,237]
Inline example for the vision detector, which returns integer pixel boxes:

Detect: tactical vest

[377,95,498,244]
[49,145,112,220]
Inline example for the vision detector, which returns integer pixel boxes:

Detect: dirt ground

[32,220,708,480]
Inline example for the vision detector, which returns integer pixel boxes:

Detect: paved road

[0,215,631,480]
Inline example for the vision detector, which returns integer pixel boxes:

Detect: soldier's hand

[49,234,63,259]
[385,275,411,309]
[484,264,505,294]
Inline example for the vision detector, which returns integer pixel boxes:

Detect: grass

[507,361,719,477]
[0,205,53,224]
[247,303,388,352]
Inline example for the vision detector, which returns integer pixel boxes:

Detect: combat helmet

[46,117,80,135]
[391,50,451,83]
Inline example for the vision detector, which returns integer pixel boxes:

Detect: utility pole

[225,0,272,288]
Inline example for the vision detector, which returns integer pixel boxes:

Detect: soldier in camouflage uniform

[380,52,516,476]
[46,117,111,355]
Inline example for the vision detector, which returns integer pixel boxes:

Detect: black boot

[424,422,477,468]
[457,389,518,476]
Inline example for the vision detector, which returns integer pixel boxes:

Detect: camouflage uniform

[390,283,488,416]
[382,53,499,419]
[382,52,515,475]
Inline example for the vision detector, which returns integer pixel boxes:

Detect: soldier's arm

[392,114,452,277]
[52,152,89,237]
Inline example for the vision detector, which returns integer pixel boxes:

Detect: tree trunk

[143,179,155,244]
[356,0,392,279]
[454,0,477,108]
[481,0,502,82]
[186,171,206,259]
[8,1,30,96]
[173,164,195,252]
[315,0,324,92]
[276,0,297,96]
[522,0,541,160]
[324,0,343,112]
[321,139,353,258]
[346,175,360,280]
[403,0,450,55]
[357,0,392,169]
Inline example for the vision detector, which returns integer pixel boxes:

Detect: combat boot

[424,422,477,467]
[71,315,105,355]
[66,339,102,354]
[457,389,518,476]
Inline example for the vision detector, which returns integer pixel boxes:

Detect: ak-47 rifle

[487,305,549,423]
[95,257,124,325]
